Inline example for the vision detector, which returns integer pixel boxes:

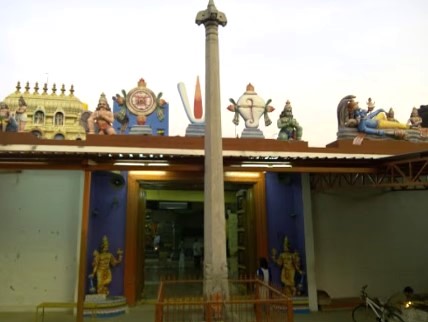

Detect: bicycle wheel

[385,311,405,322]
[352,304,378,322]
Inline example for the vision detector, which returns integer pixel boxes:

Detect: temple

[1,1,428,322]
[1,78,428,317]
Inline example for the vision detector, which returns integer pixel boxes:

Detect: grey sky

[1,0,427,146]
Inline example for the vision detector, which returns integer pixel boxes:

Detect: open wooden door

[135,186,146,301]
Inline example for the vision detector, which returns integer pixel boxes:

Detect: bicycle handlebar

[360,285,368,299]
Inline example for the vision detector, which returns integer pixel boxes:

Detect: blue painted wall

[87,171,128,296]
[265,172,307,294]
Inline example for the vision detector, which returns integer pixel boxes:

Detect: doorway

[124,171,268,305]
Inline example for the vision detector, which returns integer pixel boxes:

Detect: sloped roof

[2,132,428,173]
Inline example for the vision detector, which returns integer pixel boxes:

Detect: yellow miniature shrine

[3,81,87,139]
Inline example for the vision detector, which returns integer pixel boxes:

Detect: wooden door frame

[124,170,267,306]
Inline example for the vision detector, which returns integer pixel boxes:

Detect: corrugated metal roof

[1,132,428,172]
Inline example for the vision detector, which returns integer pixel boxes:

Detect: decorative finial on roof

[60,84,66,96]
[15,81,21,94]
[42,83,48,95]
[24,82,30,94]
[284,100,292,111]
[138,78,147,87]
[51,83,57,96]
[33,82,39,95]
[69,85,75,97]
[246,83,254,92]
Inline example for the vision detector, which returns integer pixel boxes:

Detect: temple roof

[3,81,85,111]
[1,133,428,174]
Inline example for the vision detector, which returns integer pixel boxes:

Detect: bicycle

[352,285,405,322]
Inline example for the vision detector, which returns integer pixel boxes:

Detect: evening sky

[0,0,427,146]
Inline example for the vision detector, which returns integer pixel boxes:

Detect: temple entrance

[139,181,253,300]
[124,171,268,304]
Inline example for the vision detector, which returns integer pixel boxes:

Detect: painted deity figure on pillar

[89,235,123,295]
[271,236,304,296]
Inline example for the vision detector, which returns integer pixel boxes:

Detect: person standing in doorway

[192,238,202,269]
[256,257,272,316]
[178,238,185,271]
[256,257,272,284]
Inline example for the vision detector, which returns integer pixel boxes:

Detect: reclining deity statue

[337,95,409,138]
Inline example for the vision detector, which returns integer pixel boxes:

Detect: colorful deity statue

[89,235,123,295]
[0,102,17,132]
[277,100,302,140]
[387,108,399,123]
[87,93,116,135]
[407,107,422,128]
[271,237,304,296]
[337,95,409,138]
[15,96,28,132]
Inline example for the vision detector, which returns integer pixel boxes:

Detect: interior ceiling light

[114,161,169,167]
[224,171,260,178]
[129,170,167,176]
[238,162,292,168]
[114,162,146,166]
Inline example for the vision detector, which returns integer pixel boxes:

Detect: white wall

[312,188,428,299]
[0,170,83,311]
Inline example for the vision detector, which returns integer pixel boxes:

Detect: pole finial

[196,0,227,27]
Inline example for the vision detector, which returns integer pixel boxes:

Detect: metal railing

[155,277,294,322]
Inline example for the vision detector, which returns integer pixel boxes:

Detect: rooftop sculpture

[336,95,427,142]
[0,101,17,132]
[177,76,205,136]
[2,81,87,139]
[87,93,116,135]
[277,100,302,141]
[227,83,274,138]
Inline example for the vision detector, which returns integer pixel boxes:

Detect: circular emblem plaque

[126,86,157,116]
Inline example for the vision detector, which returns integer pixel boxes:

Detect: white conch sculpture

[227,83,274,128]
